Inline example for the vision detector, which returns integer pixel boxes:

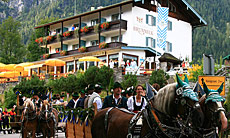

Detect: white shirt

[120,61,125,67]
[73,99,79,108]
[109,61,114,68]
[127,96,147,112]
[113,94,122,105]
[131,61,137,68]
[90,92,102,110]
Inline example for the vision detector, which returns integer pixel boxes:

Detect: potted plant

[63,31,72,37]
[100,22,109,30]
[43,54,50,59]
[46,36,53,42]
[78,47,87,53]
[99,42,108,49]
[60,50,67,56]
[80,26,89,33]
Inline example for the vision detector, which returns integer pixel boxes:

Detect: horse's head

[200,82,227,131]
[41,100,51,120]
[23,98,35,115]
[174,74,204,128]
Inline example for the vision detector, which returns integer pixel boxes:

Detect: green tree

[4,88,17,108]
[84,66,99,84]
[149,70,169,88]
[62,74,78,94]
[0,17,25,64]
[75,72,87,90]
[96,65,114,90]
[121,73,138,90]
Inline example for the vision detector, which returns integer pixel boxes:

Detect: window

[91,19,99,26]
[56,28,61,34]
[111,36,122,42]
[72,44,79,49]
[80,40,86,47]
[100,36,106,43]
[67,62,74,73]
[146,37,155,48]
[167,1,176,12]
[63,44,68,51]
[167,41,172,52]
[100,18,106,23]
[55,48,60,53]
[112,13,120,21]
[146,14,156,26]
[122,54,138,67]
[168,21,172,31]
[91,40,99,46]
[77,61,84,71]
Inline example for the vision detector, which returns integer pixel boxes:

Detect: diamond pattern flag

[157,7,169,49]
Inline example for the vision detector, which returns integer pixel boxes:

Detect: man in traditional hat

[2,108,11,134]
[84,84,95,108]
[102,82,128,109]
[76,90,86,109]
[88,84,103,111]
[67,92,80,109]
[60,94,65,103]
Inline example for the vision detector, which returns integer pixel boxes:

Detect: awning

[121,46,161,56]
[24,64,44,69]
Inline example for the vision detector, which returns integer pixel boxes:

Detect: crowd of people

[65,81,148,114]
[0,106,16,134]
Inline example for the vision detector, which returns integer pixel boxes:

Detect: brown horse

[21,98,38,138]
[198,82,227,137]
[92,75,204,138]
[40,100,58,138]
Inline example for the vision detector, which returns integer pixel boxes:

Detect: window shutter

[146,14,149,24]
[152,39,156,48]
[169,43,172,52]
[168,21,172,30]
[100,36,106,43]
[153,16,156,26]
[101,18,106,23]
[146,37,149,46]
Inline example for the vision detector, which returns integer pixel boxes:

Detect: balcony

[39,20,127,47]
[41,42,127,60]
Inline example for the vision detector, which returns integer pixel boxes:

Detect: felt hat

[113,82,123,89]
[87,84,95,91]
[72,92,79,97]
[60,94,65,97]
[95,84,103,90]
[125,86,134,94]
[79,89,86,94]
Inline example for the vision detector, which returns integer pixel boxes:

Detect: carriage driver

[102,82,128,109]
[67,92,80,109]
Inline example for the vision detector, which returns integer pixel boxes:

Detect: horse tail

[91,108,109,138]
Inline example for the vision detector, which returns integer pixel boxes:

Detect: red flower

[100,22,109,29]
[99,42,108,49]
[78,47,86,53]
[81,26,89,33]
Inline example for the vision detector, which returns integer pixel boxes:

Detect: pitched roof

[159,52,182,64]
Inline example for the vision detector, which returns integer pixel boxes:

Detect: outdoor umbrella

[78,56,100,62]
[14,62,34,72]
[45,59,66,66]
[0,71,18,78]
[0,63,6,71]
[2,64,16,71]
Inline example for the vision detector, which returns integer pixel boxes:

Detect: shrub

[149,69,169,88]
[4,88,17,109]
[121,73,138,90]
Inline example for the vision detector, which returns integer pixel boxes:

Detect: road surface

[0,131,65,138]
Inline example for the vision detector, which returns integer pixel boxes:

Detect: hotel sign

[198,76,226,96]
[133,26,154,36]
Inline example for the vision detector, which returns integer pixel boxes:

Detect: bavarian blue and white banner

[157,7,169,49]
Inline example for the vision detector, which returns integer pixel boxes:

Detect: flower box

[80,26,89,33]
[63,31,72,37]
[99,42,108,49]
[60,50,67,56]
[78,47,87,53]
[43,54,50,59]
[46,36,53,42]
[100,22,109,29]
[35,37,44,44]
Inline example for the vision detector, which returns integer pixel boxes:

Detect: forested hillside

[0,0,229,62]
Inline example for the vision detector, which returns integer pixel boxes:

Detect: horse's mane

[24,98,35,110]
[153,83,177,115]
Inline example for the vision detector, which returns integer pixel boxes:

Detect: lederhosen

[2,111,10,133]
[133,96,144,113]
